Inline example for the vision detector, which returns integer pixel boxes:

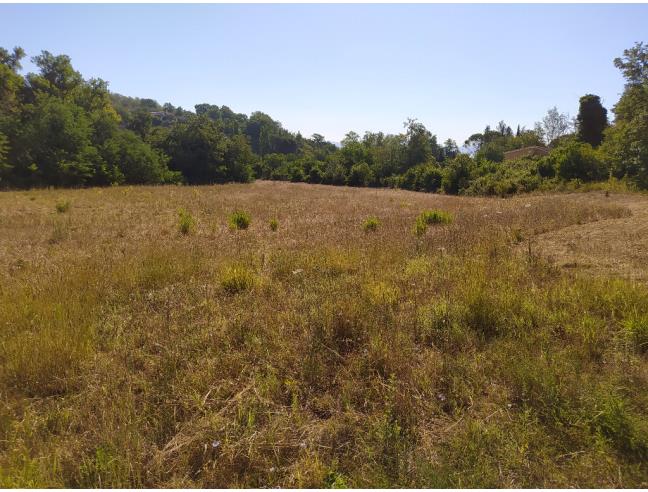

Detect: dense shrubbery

[1,43,648,193]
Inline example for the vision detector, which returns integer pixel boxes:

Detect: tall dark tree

[576,94,608,147]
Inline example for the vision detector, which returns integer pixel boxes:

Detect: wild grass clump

[269,218,279,231]
[363,216,380,233]
[49,218,70,244]
[55,200,70,213]
[623,313,648,354]
[413,217,428,237]
[178,208,196,235]
[591,394,648,461]
[229,210,251,230]
[419,209,453,225]
[220,264,257,294]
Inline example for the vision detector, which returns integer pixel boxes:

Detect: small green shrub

[269,218,279,232]
[220,264,257,294]
[363,216,380,232]
[229,210,251,230]
[419,209,453,225]
[178,208,196,235]
[55,200,70,213]
[324,470,348,489]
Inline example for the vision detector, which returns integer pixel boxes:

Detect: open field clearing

[1,182,647,487]
[533,193,648,281]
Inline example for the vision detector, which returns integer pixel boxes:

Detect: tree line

[1,42,647,193]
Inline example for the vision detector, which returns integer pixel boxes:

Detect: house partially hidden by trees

[503,146,549,161]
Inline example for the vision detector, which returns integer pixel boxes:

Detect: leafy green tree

[442,154,475,194]
[125,109,153,139]
[163,117,253,184]
[322,159,347,185]
[602,42,648,188]
[245,111,296,156]
[101,130,177,185]
[576,94,608,147]
[162,117,228,183]
[225,134,256,183]
[348,162,373,187]
[0,132,11,184]
[404,118,433,168]
[442,139,459,160]
[259,153,287,179]
[339,137,368,170]
[26,51,84,99]
[15,96,100,186]
[0,47,26,116]
[401,163,443,192]
[307,162,325,183]
[614,41,648,86]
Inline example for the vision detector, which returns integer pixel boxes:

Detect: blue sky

[1,4,647,144]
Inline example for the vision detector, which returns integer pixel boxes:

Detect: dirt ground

[531,192,648,283]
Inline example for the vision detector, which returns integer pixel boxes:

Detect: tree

[442,139,459,160]
[0,46,26,116]
[224,134,255,183]
[163,116,253,184]
[602,42,648,188]
[125,109,153,139]
[0,46,25,71]
[404,118,433,168]
[0,132,11,183]
[27,51,83,98]
[614,41,648,87]
[442,154,475,194]
[539,107,573,145]
[101,130,177,185]
[496,120,512,137]
[348,162,373,187]
[576,94,608,147]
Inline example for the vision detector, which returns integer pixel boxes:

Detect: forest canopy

[1,42,647,194]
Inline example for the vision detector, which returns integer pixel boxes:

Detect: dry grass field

[1,181,647,487]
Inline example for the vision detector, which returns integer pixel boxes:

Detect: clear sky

[1,3,647,144]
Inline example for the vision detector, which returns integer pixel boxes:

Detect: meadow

[0,181,647,487]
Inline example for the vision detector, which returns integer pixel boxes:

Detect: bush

[362,216,380,232]
[269,218,279,232]
[442,155,476,194]
[229,210,251,230]
[401,163,443,192]
[348,162,374,187]
[55,200,70,213]
[220,264,257,294]
[548,141,607,182]
[178,208,196,235]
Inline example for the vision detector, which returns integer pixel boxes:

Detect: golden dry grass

[0,181,647,487]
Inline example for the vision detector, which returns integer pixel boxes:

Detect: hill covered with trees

[1,42,647,194]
